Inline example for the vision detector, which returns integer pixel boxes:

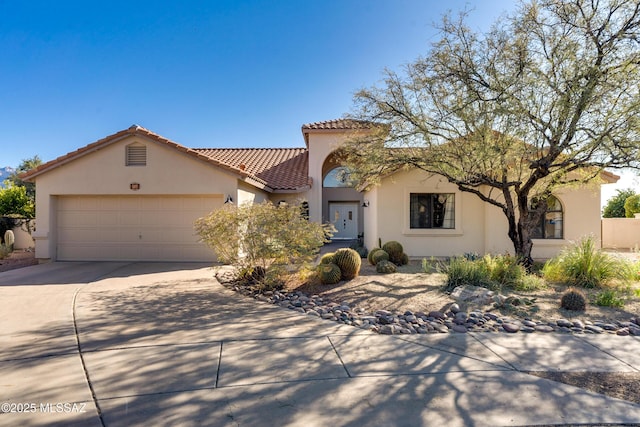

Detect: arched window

[532,195,563,239]
[323,166,355,188]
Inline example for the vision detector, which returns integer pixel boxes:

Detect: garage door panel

[56,196,221,261]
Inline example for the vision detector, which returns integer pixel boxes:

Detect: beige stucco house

[22,119,617,262]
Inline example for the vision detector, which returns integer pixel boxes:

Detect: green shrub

[441,253,543,292]
[560,287,587,311]
[542,236,631,288]
[376,259,397,274]
[594,289,626,308]
[625,194,640,218]
[484,254,526,287]
[441,256,495,293]
[195,201,334,276]
[0,243,10,259]
[603,189,635,218]
[382,241,404,265]
[333,248,362,280]
[371,249,390,265]
[319,252,335,265]
[318,263,342,284]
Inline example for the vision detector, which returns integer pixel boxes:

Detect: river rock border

[214,268,640,336]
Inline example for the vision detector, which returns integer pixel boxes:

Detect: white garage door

[56,195,222,261]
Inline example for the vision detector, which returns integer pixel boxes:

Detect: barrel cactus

[560,288,587,311]
[318,263,342,285]
[333,248,362,280]
[371,249,390,265]
[319,252,335,265]
[382,241,404,265]
[3,230,15,251]
[400,252,410,265]
[368,248,383,265]
[376,259,397,274]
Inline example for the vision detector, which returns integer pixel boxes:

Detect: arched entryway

[322,154,364,240]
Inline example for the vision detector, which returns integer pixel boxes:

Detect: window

[323,166,355,188]
[126,144,146,166]
[532,195,563,239]
[410,193,455,229]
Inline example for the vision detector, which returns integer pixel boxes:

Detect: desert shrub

[0,243,10,259]
[542,236,632,288]
[484,254,526,287]
[441,254,544,292]
[560,288,587,311]
[376,259,397,274]
[440,256,494,293]
[195,201,334,279]
[371,249,390,265]
[594,289,626,308]
[333,248,362,280]
[318,263,342,285]
[382,241,404,265]
[319,252,335,265]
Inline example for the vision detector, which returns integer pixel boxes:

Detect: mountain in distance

[0,166,15,186]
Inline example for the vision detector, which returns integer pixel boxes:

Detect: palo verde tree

[341,0,640,266]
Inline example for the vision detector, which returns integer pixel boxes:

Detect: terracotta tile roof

[20,125,258,183]
[21,125,311,192]
[194,148,311,191]
[301,119,375,130]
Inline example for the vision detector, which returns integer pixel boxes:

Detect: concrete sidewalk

[1,262,640,426]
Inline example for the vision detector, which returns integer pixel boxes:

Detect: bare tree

[341,0,640,266]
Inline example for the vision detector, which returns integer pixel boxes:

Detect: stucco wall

[33,134,239,259]
[306,132,347,224]
[364,169,604,259]
[602,218,640,250]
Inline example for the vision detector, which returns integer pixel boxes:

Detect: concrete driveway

[1,262,640,427]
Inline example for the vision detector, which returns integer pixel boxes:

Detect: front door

[329,202,358,240]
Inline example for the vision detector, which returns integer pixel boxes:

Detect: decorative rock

[428,311,446,320]
[617,328,630,336]
[380,325,395,335]
[535,325,555,333]
[556,319,573,328]
[521,326,536,333]
[572,320,585,329]
[502,323,520,333]
[452,324,468,333]
[585,325,604,334]
[522,320,537,328]
[449,303,461,314]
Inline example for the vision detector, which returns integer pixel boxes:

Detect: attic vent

[126,144,146,166]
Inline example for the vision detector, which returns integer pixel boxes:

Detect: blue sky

[1,0,517,167]
[1,0,636,200]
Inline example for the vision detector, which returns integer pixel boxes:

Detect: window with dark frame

[409,193,455,229]
[531,195,563,239]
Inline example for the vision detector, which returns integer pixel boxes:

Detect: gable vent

[126,144,147,166]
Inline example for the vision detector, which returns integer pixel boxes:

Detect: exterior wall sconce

[224,195,234,204]
[130,183,140,191]
[362,200,370,208]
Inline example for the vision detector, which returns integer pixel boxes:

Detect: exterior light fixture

[130,183,140,191]
[224,195,234,204]
[362,200,370,208]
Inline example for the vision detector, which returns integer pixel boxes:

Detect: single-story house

[22,119,617,262]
